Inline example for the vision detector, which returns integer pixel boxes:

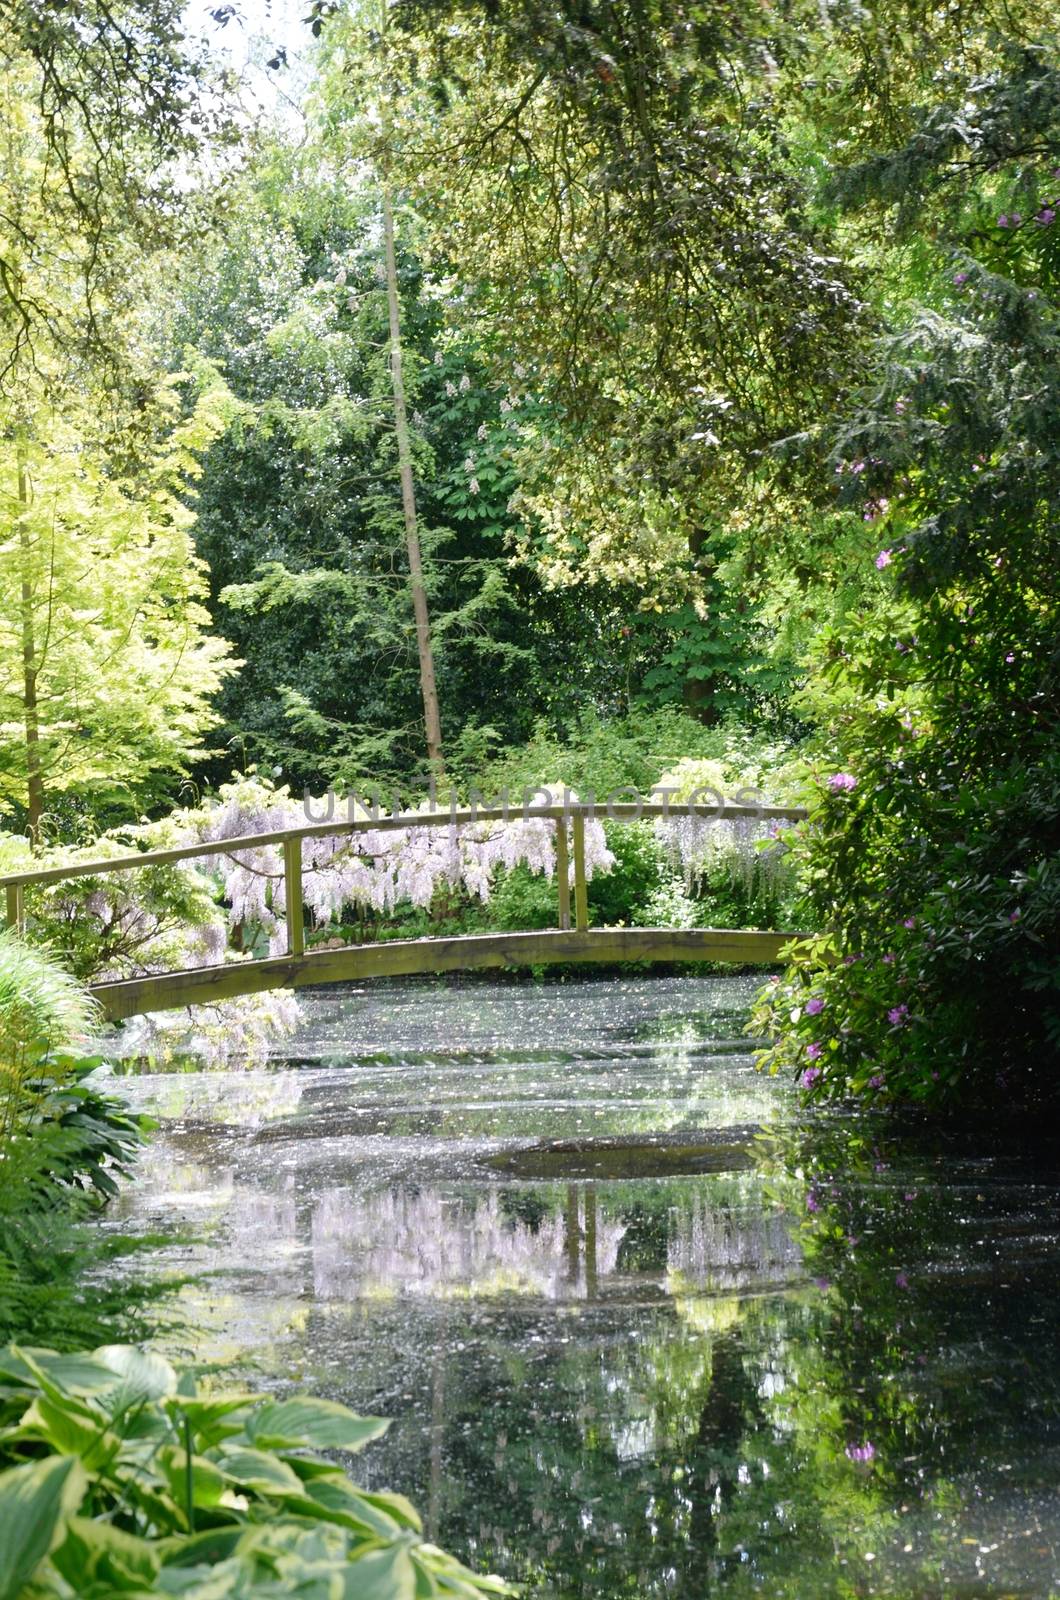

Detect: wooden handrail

[0,802,807,892]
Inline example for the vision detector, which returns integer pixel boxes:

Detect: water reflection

[104,975,1060,1598]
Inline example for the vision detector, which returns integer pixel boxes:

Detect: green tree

[0,374,238,838]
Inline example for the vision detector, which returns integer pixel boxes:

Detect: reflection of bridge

[1,802,808,1020]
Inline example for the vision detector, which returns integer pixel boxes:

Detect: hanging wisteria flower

[875,548,892,569]
[801,1066,822,1088]
[846,1442,876,1463]
[804,997,825,1016]
[805,1042,823,1060]
[828,773,857,793]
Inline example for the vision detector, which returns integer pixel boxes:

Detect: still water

[106,975,1060,1598]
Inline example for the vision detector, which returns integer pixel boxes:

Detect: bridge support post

[572,812,589,932]
[555,820,571,930]
[284,837,305,956]
[5,883,24,935]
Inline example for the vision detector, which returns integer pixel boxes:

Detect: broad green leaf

[354,1489,422,1534]
[156,1446,231,1510]
[213,1446,306,1496]
[94,1345,178,1404]
[305,1479,412,1538]
[16,1395,122,1471]
[0,1347,118,1397]
[341,1543,417,1600]
[154,1557,248,1597]
[244,1396,389,1453]
[0,1455,87,1600]
[166,1395,258,1451]
[157,1528,248,1569]
[51,1515,160,1592]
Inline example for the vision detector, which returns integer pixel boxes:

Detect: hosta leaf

[94,1345,178,1404]
[166,1395,258,1451]
[0,1456,87,1600]
[244,1397,388,1453]
[213,1446,306,1496]
[17,1395,122,1471]
[0,1347,118,1397]
[51,1515,160,1592]
[304,1479,416,1538]
[341,1543,417,1600]
[156,1446,231,1510]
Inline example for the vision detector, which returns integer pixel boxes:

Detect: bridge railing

[1,800,807,949]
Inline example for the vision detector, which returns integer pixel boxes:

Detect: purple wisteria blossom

[801,1066,822,1088]
[869,1074,885,1090]
[846,1442,876,1463]
[806,1191,820,1213]
[805,996,825,1015]
[887,1004,909,1025]
[828,773,857,793]
[805,1042,823,1060]
[875,548,892,569]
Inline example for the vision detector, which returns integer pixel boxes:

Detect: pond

[105,974,1060,1598]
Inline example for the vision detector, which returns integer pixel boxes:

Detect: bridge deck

[90,926,804,1021]
[2,801,809,1020]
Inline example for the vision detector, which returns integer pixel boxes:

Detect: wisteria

[188,779,614,955]
[654,808,789,895]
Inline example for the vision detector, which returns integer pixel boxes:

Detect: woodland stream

[103,975,1060,1599]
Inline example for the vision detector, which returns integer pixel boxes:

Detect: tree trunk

[382,186,445,781]
[16,437,44,846]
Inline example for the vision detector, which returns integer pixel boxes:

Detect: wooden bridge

[1,802,808,1021]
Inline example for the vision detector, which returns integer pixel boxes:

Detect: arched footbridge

[1,802,810,1021]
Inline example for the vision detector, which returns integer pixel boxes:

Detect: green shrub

[0,1343,511,1599]
[0,932,155,1352]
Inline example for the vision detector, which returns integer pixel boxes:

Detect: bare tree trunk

[382,186,445,782]
[16,436,44,846]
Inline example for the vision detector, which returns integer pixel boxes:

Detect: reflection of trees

[300,1176,799,1305]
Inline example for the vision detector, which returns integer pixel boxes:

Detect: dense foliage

[0,1343,509,1598]
[0,931,154,1349]
[754,26,1060,1112]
